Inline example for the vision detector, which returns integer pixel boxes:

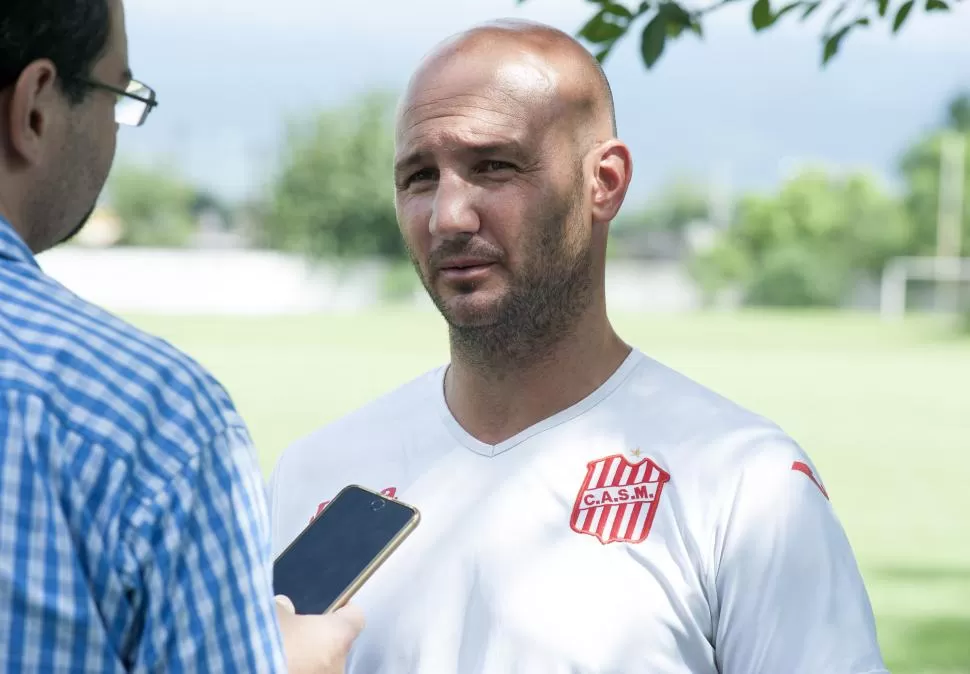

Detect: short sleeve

[121,425,287,672]
[712,440,889,674]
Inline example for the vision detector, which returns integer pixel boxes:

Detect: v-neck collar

[435,348,644,458]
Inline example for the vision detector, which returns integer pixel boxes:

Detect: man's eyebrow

[395,150,428,174]
[467,141,528,158]
[121,68,134,86]
[394,140,528,173]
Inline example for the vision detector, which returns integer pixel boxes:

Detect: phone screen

[272,485,418,615]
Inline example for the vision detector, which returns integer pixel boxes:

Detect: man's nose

[429,175,480,238]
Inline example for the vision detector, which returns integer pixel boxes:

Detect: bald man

[269,20,888,674]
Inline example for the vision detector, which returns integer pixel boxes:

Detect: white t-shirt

[269,349,888,674]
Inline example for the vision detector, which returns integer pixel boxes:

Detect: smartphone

[272,484,420,615]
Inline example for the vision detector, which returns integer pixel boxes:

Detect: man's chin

[57,205,97,246]
[436,292,505,329]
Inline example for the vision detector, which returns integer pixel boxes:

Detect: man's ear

[590,139,634,226]
[6,60,61,167]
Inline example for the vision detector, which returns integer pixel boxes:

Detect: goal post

[879,256,970,322]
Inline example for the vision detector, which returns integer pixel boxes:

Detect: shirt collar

[0,216,40,269]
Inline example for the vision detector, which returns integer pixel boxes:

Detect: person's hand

[275,595,365,674]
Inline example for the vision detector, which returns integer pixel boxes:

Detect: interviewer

[0,1,361,671]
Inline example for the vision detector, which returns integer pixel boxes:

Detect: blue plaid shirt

[0,217,286,672]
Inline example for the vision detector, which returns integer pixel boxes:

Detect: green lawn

[128,308,970,674]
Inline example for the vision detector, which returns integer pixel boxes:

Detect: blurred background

[37,0,970,671]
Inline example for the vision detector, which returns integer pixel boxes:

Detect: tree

[107,161,199,248]
[261,91,406,260]
[610,178,713,259]
[516,0,963,70]
[898,92,970,256]
[613,178,711,235]
[896,92,970,325]
[691,167,910,306]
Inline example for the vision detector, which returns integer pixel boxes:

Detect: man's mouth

[437,258,497,281]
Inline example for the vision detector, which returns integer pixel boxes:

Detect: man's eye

[482,160,514,172]
[403,169,436,188]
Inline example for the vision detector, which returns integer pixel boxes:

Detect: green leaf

[752,0,803,29]
[658,1,695,36]
[752,0,774,28]
[926,0,949,10]
[773,1,807,22]
[821,17,869,65]
[875,0,890,16]
[893,0,914,31]
[801,1,822,18]
[579,10,627,43]
[594,44,616,63]
[601,2,635,18]
[640,13,669,68]
[638,1,652,13]
[661,1,693,22]
[822,25,852,64]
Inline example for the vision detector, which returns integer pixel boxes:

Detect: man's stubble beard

[409,181,595,373]
[25,116,102,252]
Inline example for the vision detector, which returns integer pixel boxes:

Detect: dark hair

[0,0,112,104]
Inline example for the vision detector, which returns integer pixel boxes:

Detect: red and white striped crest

[570,453,671,545]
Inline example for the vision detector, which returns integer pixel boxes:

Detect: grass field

[128,308,970,674]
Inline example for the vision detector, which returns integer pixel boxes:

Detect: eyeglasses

[77,77,158,127]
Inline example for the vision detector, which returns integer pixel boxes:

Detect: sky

[117,0,970,208]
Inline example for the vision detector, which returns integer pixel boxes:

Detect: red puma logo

[791,462,829,500]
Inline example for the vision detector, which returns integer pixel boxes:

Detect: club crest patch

[570,453,670,545]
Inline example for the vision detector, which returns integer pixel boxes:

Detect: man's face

[394,54,596,347]
[32,0,128,249]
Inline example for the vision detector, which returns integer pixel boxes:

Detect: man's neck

[443,306,631,446]
[0,192,14,227]
[0,189,27,243]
